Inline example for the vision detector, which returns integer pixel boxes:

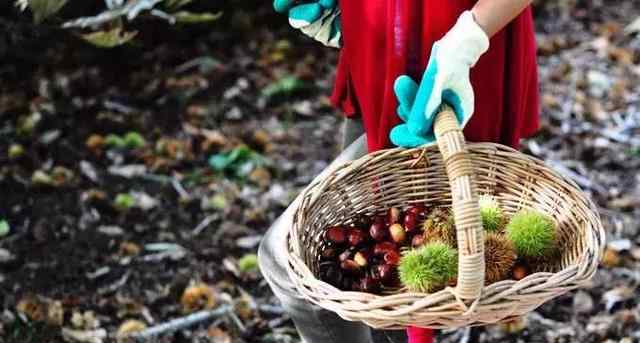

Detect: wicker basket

[286,105,605,329]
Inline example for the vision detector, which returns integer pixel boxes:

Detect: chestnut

[376,264,394,282]
[403,212,418,232]
[387,207,402,225]
[411,234,425,247]
[325,226,347,244]
[512,264,529,281]
[347,229,366,246]
[338,249,353,262]
[369,222,388,241]
[319,262,341,286]
[354,251,370,267]
[374,215,389,227]
[321,247,337,260]
[353,214,371,228]
[407,204,426,217]
[389,223,406,243]
[340,259,361,273]
[373,242,397,256]
[383,250,400,265]
[359,277,381,293]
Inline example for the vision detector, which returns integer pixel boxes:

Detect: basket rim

[285,141,605,328]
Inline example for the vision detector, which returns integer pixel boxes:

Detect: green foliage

[81,28,138,48]
[16,0,222,47]
[26,0,68,23]
[114,193,136,210]
[398,242,458,293]
[174,11,222,24]
[262,76,307,99]
[506,209,556,258]
[104,134,127,149]
[208,145,265,179]
[123,131,146,149]
[238,254,259,273]
[0,220,10,237]
[104,132,145,149]
[8,144,25,159]
[479,195,506,232]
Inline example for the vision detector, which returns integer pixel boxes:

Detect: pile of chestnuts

[318,204,428,294]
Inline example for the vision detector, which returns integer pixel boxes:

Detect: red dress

[328,2,539,341]
[330,1,540,152]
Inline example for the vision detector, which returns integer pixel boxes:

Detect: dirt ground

[1,1,640,342]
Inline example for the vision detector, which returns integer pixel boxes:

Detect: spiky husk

[484,233,517,284]
[506,209,556,258]
[422,208,457,247]
[526,246,563,273]
[479,195,508,232]
[398,242,458,293]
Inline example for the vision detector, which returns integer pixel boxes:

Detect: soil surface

[1,1,640,342]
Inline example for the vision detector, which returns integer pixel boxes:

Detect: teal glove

[390,11,490,148]
[273,0,341,48]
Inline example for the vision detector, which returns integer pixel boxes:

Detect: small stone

[97,225,124,236]
[607,239,632,252]
[0,248,15,263]
[108,164,147,178]
[602,286,634,312]
[31,170,53,185]
[236,235,263,249]
[572,291,594,314]
[79,161,99,182]
[117,319,147,337]
[8,144,24,159]
[131,191,158,211]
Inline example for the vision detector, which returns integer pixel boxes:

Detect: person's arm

[472,0,533,37]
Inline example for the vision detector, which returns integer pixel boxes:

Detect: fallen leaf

[81,27,138,48]
[181,283,217,313]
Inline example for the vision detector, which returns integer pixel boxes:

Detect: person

[259,0,539,342]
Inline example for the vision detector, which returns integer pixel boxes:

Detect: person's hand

[273,0,341,48]
[390,11,490,148]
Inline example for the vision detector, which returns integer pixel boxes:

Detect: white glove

[390,11,490,148]
[274,0,341,48]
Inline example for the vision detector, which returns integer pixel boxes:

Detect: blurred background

[0,0,639,342]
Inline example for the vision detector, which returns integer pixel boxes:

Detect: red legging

[407,326,435,343]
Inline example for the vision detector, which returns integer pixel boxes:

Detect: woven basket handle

[432,104,485,300]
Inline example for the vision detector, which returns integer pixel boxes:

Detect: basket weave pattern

[286,107,605,329]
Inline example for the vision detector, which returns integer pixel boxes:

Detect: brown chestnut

[389,223,406,243]
[387,207,402,225]
[411,234,425,247]
[347,229,366,246]
[512,264,529,281]
[340,259,361,272]
[354,251,370,267]
[376,264,394,282]
[369,222,387,241]
[321,247,337,260]
[403,213,418,232]
[338,249,353,262]
[373,242,397,256]
[325,226,346,244]
[407,204,426,217]
[383,250,400,265]
[359,277,381,293]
